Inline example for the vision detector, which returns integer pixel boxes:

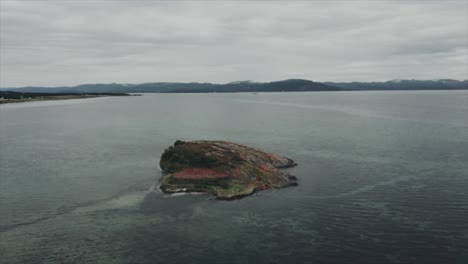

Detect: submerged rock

[159,140,297,200]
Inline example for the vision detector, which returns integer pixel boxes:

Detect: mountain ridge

[1,79,467,93]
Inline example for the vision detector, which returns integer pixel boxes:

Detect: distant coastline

[1,79,467,94]
[0,91,131,104]
[0,79,337,94]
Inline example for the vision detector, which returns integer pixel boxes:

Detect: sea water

[1,91,467,263]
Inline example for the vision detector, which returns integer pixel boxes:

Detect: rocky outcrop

[159,140,297,200]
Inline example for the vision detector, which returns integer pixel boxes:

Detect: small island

[159,140,297,200]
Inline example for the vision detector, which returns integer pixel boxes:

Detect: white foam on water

[72,191,147,214]
[152,183,205,198]
[164,192,205,198]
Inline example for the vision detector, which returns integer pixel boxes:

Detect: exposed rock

[159,140,297,200]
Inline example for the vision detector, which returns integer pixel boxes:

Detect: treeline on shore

[0,91,130,100]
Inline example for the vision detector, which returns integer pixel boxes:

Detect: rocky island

[159,140,297,200]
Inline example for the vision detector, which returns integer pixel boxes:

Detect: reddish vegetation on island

[159,140,297,200]
[173,168,228,180]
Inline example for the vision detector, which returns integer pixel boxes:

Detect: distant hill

[1,79,467,93]
[326,79,468,91]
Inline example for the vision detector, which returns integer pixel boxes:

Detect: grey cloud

[0,0,466,87]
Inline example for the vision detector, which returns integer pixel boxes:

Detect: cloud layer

[1,0,467,87]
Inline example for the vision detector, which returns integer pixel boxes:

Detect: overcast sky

[0,0,467,87]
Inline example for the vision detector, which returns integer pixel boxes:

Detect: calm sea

[1,91,467,264]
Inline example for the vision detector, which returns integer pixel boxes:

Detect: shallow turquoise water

[1,91,467,263]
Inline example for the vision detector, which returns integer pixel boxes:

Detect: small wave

[306,175,417,199]
[235,99,468,127]
[1,180,157,233]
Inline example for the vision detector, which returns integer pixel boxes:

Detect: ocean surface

[1,91,467,264]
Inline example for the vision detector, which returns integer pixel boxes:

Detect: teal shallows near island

[159,140,297,200]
